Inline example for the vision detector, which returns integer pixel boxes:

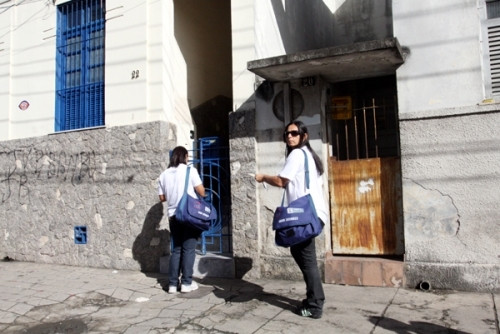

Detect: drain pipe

[419,281,432,291]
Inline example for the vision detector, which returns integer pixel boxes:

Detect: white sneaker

[180,281,198,293]
[167,285,178,294]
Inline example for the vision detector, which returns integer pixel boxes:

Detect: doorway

[327,76,404,256]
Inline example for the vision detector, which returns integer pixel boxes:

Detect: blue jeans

[168,216,201,287]
[290,235,325,312]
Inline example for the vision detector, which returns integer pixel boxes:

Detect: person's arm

[256,149,302,188]
[195,184,206,197]
[255,174,289,188]
[159,194,166,202]
[190,167,206,197]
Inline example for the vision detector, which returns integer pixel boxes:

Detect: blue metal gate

[189,137,231,254]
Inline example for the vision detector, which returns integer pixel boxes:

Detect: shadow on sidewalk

[141,249,299,313]
[369,316,472,334]
[199,256,300,313]
[202,277,300,313]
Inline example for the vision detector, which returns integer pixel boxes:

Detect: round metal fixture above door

[272,89,304,121]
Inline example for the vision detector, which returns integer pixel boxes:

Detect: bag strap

[280,148,310,205]
[301,148,310,190]
[183,166,191,195]
[183,166,205,201]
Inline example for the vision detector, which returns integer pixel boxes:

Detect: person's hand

[255,174,264,183]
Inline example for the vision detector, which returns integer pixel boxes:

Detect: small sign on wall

[331,96,352,120]
[18,100,30,110]
[74,226,87,244]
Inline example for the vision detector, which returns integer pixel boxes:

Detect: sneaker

[180,281,199,293]
[296,306,322,319]
[167,285,178,294]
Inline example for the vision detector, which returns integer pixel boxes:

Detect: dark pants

[290,235,325,312]
[168,216,201,287]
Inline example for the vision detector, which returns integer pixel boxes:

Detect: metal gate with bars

[331,96,399,161]
[189,137,231,255]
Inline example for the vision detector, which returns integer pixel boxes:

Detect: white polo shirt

[278,148,329,224]
[158,164,203,217]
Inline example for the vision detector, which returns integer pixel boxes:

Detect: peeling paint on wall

[403,179,460,240]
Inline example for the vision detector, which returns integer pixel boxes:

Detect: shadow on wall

[132,202,170,272]
[270,0,392,53]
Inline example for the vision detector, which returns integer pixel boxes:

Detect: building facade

[0,0,232,272]
[230,0,499,292]
[0,0,498,292]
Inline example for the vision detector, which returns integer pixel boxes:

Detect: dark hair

[284,120,324,175]
[168,146,188,168]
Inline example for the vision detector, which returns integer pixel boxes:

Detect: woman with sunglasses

[255,120,328,319]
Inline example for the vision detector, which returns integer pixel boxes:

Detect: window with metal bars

[55,0,105,131]
[483,0,500,97]
[329,76,400,161]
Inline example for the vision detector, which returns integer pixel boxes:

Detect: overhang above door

[247,37,405,83]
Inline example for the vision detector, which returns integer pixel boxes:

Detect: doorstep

[324,252,404,288]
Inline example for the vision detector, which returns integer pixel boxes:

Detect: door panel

[329,157,401,255]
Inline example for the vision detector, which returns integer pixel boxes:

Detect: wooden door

[329,157,401,255]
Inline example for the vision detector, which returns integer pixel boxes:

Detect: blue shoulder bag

[272,149,323,247]
[175,167,217,231]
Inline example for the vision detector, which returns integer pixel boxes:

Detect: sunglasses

[284,130,301,137]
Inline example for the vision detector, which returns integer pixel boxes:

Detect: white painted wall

[231,0,256,111]
[0,0,194,147]
[1,2,57,140]
[254,0,285,59]
[104,0,193,147]
[394,0,484,117]
[0,3,12,139]
[104,1,150,127]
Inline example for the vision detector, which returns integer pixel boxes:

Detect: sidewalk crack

[369,287,399,334]
[492,293,500,334]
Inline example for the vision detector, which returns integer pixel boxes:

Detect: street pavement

[0,260,498,334]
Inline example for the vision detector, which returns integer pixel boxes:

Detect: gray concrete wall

[0,121,176,272]
[394,0,500,292]
[400,109,500,291]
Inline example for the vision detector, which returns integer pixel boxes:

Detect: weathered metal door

[327,86,403,255]
[329,157,401,254]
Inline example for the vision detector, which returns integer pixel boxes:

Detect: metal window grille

[487,0,500,19]
[488,23,500,95]
[331,96,400,161]
[55,0,105,131]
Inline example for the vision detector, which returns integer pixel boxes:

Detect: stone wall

[228,108,260,278]
[0,121,176,272]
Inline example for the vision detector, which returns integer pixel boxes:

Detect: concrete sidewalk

[0,260,498,334]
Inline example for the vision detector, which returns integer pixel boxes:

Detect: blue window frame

[56,0,105,131]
